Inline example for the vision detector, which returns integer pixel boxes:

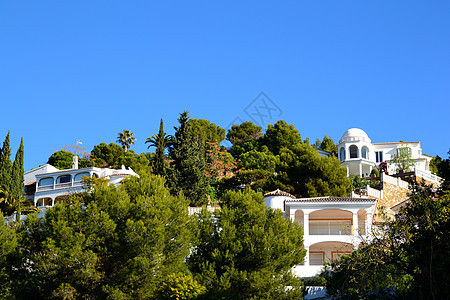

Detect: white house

[338,128,434,179]
[24,156,138,207]
[264,189,377,278]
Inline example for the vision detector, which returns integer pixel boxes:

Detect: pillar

[304,213,310,237]
[352,212,358,236]
[366,212,373,236]
[359,164,363,178]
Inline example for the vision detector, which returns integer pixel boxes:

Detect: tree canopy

[1,172,193,299]
[187,189,306,299]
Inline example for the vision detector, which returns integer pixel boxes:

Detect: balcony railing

[36,181,86,192]
[309,221,352,235]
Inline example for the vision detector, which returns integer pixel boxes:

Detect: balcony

[309,221,351,235]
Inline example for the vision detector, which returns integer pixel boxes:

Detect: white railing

[309,221,352,235]
[414,167,443,184]
[37,185,53,191]
[381,173,409,189]
[366,186,382,199]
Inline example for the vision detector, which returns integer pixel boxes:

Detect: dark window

[362,147,369,159]
[57,175,71,184]
[349,145,358,158]
[375,151,383,163]
[339,148,345,161]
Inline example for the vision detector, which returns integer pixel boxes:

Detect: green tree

[117,129,136,153]
[263,120,302,155]
[324,182,450,299]
[170,111,207,206]
[319,135,338,154]
[226,121,262,146]
[390,146,415,173]
[0,131,12,193]
[4,171,193,299]
[48,150,93,170]
[10,137,24,205]
[190,119,226,144]
[156,273,206,300]
[91,142,124,167]
[277,143,352,197]
[237,147,279,172]
[187,189,306,299]
[146,118,169,176]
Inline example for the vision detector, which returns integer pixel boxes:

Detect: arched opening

[294,209,304,227]
[36,197,52,207]
[309,241,354,265]
[361,146,369,159]
[38,177,54,188]
[309,209,352,235]
[54,195,70,205]
[358,209,367,235]
[339,148,345,161]
[349,145,358,159]
[56,175,71,184]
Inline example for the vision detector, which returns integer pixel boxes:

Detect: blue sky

[1,1,449,171]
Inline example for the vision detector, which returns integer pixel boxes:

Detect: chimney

[72,155,79,169]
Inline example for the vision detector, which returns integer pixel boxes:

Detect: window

[375,151,383,163]
[74,172,90,182]
[349,145,358,158]
[339,148,345,161]
[57,175,71,184]
[362,146,369,159]
[39,177,53,186]
[310,252,324,265]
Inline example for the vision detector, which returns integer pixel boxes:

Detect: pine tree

[187,189,306,299]
[170,111,207,206]
[0,132,12,193]
[11,137,24,201]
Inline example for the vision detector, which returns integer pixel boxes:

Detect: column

[304,213,310,237]
[359,164,363,178]
[352,212,358,236]
[366,212,373,236]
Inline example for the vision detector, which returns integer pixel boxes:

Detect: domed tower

[338,128,376,178]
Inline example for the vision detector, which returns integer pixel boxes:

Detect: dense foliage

[187,189,306,299]
[169,111,208,206]
[0,133,27,216]
[1,172,193,299]
[323,181,450,299]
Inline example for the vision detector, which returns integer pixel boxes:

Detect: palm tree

[117,130,136,153]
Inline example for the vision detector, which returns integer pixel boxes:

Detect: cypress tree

[170,111,207,206]
[0,131,12,193]
[145,119,169,176]
[11,137,24,201]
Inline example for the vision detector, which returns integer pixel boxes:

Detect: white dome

[339,128,371,144]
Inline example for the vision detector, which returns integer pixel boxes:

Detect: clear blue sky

[1,1,449,171]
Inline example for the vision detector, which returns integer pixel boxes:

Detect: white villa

[264,190,377,278]
[24,156,138,207]
[338,128,435,179]
[262,128,442,278]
